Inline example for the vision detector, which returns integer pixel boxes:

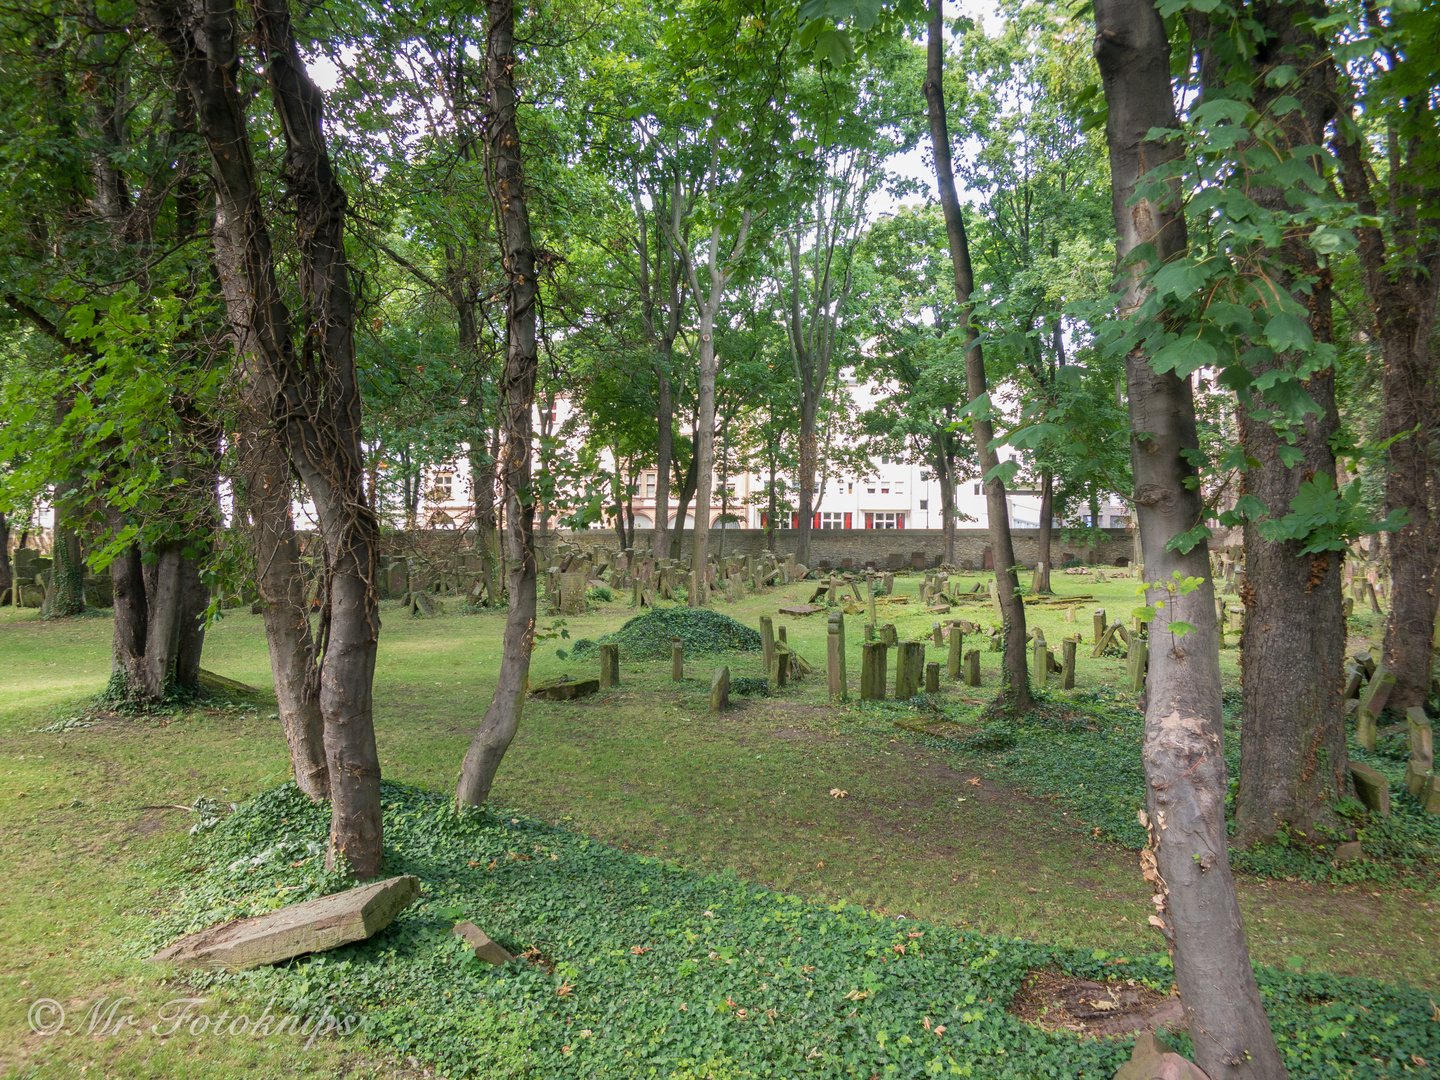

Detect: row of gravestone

[540,549,812,615]
[7,549,113,609]
[1343,653,1440,816]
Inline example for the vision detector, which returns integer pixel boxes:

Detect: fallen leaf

[966,777,982,786]
[630,945,650,955]
[556,981,575,998]
[829,788,848,799]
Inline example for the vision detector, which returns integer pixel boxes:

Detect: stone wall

[535,527,1135,571]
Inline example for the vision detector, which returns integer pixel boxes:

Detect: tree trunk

[148,0,381,874]
[654,366,674,563]
[670,450,698,561]
[690,305,717,606]
[935,438,957,566]
[44,516,86,619]
[174,552,209,692]
[1036,470,1054,592]
[109,507,147,691]
[1233,6,1348,847]
[1094,1,1285,1075]
[925,0,1031,714]
[455,0,540,807]
[240,426,328,801]
[0,512,9,602]
[1329,69,1440,713]
[142,541,184,699]
[473,418,501,604]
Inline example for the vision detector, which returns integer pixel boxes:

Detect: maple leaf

[966,777,982,786]
[829,788,848,798]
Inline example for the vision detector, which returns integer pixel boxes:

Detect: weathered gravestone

[710,666,730,713]
[1062,639,1077,690]
[150,875,421,971]
[1349,761,1390,816]
[947,626,963,679]
[671,640,685,682]
[963,649,981,687]
[894,642,923,700]
[560,571,588,615]
[860,642,887,701]
[531,676,600,701]
[599,644,620,689]
[925,662,940,694]
[1405,707,1434,797]
[453,921,515,965]
[1356,668,1396,751]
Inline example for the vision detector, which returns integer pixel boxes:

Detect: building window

[919,499,928,510]
[847,482,853,493]
[819,512,849,530]
[974,483,981,495]
[1109,515,1130,527]
[760,512,792,529]
[865,512,904,529]
[643,472,656,498]
[867,486,876,494]
[433,473,454,500]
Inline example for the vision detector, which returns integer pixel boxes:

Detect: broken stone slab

[150,875,421,972]
[453,921,515,965]
[1334,841,1364,863]
[1113,1032,1211,1080]
[1349,762,1391,817]
[530,676,600,701]
[778,604,824,617]
[1355,667,1395,750]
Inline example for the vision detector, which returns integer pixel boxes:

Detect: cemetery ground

[1,572,1438,1079]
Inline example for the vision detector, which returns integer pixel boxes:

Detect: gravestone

[1065,605,1076,624]
[453,921,514,966]
[947,626,963,679]
[710,666,730,713]
[1405,707,1434,797]
[560,571,588,615]
[860,642,887,700]
[671,640,684,682]
[1128,639,1148,693]
[867,573,878,626]
[963,649,981,686]
[925,662,940,694]
[880,623,898,646]
[150,875,420,971]
[827,616,847,702]
[932,621,944,647]
[882,572,895,595]
[895,641,923,700]
[599,644,620,689]
[1032,632,1048,689]
[989,580,1002,618]
[774,649,791,688]
[1349,762,1390,816]
[1356,668,1396,750]
[1061,639,1076,690]
[531,677,600,701]
[759,615,776,673]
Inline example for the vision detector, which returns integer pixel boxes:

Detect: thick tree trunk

[1330,88,1440,712]
[1036,470,1054,592]
[142,542,184,698]
[240,427,328,801]
[925,0,1031,713]
[1094,1,1285,1076]
[148,0,382,874]
[455,0,540,807]
[44,517,86,619]
[670,451,698,560]
[109,507,147,690]
[1234,8,1348,847]
[175,552,208,692]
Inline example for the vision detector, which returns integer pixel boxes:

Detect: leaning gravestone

[710,666,731,712]
[150,875,420,971]
[1349,762,1390,816]
[1356,667,1395,751]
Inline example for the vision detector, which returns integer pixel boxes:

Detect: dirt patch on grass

[1009,967,1184,1038]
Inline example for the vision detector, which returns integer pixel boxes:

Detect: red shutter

[897,514,905,529]
[814,512,821,529]
[844,512,852,529]
[865,512,873,529]
[791,512,799,529]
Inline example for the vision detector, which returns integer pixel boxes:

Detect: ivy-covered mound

[139,782,1438,1079]
[573,607,762,661]
[916,688,1440,891]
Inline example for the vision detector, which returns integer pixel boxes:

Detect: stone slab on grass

[778,604,824,617]
[1349,762,1391,817]
[150,875,421,971]
[453,920,515,965]
[530,677,600,701]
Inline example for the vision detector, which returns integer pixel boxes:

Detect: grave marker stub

[1061,639,1076,689]
[948,626,963,679]
[963,649,981,686]
[599,644,620,688]
[710,667,730,713]
[671,640,684,682]
[860,642,887,700]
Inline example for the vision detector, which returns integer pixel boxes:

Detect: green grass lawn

[1,570,1435,1079]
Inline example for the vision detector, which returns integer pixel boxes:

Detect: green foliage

[587,585,617,603]
[139,781,1440,1079]
[919,689,1440,893]
[580,607,762,661]
[729,676,771,697]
